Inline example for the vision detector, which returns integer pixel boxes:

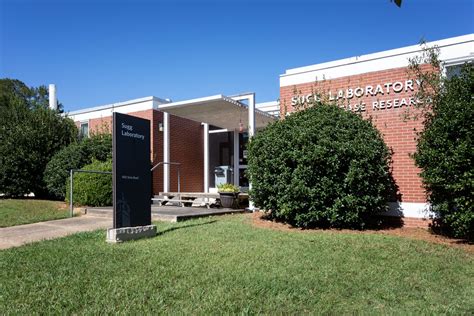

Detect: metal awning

[158,94,276,130]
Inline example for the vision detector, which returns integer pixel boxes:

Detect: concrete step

[84,208,113,218]
[84,206,246,223]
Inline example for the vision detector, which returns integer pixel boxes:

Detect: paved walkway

[0,216,110,250]
[87,205,246,222]
[0,206,246,250]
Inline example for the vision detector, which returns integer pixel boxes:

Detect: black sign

[113,112,151,228]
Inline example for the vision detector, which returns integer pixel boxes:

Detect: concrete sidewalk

[87,205,246,222]
[0,206,245,250]
[0,215,111,250]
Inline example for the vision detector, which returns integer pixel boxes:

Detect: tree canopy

[0,78,76,197]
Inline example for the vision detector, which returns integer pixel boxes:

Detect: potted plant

[217,183,240,208]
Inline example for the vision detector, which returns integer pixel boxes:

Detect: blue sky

[1,0,473,112]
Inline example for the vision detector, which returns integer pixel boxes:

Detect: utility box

[215,166,233,187]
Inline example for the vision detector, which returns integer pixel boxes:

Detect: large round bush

[66,159,112,207]
[247,104,392,228]
[414,64,473,240]
[44,133,112,200]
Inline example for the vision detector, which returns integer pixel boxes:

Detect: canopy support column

[233,130,239,186]
[203,123,209,193]
[247,94,255,210]
[163,112,170,192]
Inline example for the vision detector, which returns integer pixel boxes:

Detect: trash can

[214,166,232,187]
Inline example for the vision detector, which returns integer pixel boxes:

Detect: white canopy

[158,94,276,130]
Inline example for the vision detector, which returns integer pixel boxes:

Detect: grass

[1,214,473,314]
[0,199,69,227]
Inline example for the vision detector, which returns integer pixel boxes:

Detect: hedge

[247,104,393,229]
[66,159,112,207]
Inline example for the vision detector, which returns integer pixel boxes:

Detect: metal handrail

[151,161,182,204]
[69,161,182,217]
[150,161,181,172]
[69,169,112,217]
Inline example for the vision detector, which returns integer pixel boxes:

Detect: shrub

[414,64,473,240]
[44,133,112,200]
[66,159,112,207]
[44,143,88,200]
[247,104,392,229]
[0,79,77,197]
[81,132,112,162]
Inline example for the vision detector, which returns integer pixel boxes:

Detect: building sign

[291,79,422,112]
[113,112,151,228]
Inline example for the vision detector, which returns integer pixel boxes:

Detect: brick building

[67,95,278,197]
[66,34,473,222]
[279,34,473,219]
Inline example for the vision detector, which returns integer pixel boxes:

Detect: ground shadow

[429,218,474,244]
[156,220,217,236]
[363,215,404,230]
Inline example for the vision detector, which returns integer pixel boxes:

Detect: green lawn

[1,214,472,314]
[0,199,69,227]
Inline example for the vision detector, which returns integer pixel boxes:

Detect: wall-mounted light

[159,122,163,132]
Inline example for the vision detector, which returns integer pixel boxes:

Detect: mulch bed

[250,212,474,254]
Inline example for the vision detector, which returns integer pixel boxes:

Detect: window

[446,64,463,79]
[80,122,89,138]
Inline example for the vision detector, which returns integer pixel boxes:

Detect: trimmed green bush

[66,159,112,207]
[44,143,88,200]
[44,133,112,200]
[247,104,392,229]
[414,64,473,240]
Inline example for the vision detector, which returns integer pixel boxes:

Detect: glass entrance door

[238,133,249,190]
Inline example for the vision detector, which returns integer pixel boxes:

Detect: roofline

[158,94,276,120]
[65,95,279,122]
[158,94,232,109]
[281,34,474,78]
[66,96,170,116]
[256,100,279,107]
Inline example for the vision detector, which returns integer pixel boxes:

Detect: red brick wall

[169,115,204,193]
[76,109,204,195]
[280,66,429,203]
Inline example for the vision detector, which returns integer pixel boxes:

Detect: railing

[69,161,182,217]
[69,169,112,217]
[151,162,182,196]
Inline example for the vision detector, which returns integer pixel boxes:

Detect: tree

[0,78,77,198]
[0,78,64,112]
[392,0,402,8]
[413,63,473,240]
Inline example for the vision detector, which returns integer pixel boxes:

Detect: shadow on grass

[156,220,217,236]
[259,212,405,231]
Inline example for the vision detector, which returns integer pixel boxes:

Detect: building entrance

[208,128,249,191]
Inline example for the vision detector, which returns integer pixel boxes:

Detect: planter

[219,192,240,208]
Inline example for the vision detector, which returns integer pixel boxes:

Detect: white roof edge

[256,100,279,106]
[66,96,169,116]
[281,34,474,77]
[159,93,276,120]
[157,94,226,109]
